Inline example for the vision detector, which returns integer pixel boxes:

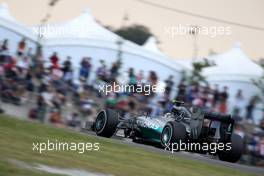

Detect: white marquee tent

[39,9,188,89]
[142,36,164,56]
[204,43,262,78]
[203,43,262,98]
[0,3,37,54]
[203,43,263,119]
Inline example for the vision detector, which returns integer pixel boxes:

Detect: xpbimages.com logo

[98,82,165,95]
[164,24,232,38]
[164,140,231,154]
[32,140,100,154]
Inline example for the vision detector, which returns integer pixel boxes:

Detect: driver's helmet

[171,100,184,113]
[163,113,172,118]
[171,100,185,120]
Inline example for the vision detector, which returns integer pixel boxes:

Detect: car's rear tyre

[218,134,243,163]
[161,121,186,149]
[94,109,118,138]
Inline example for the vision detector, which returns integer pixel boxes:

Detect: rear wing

[204,112,233,123]
[190,107,234,141]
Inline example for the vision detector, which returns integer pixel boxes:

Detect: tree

[114,24,153,45]
[252,63,264,102]
[186,58,213,85]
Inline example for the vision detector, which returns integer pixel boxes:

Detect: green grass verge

[0,115,259,176]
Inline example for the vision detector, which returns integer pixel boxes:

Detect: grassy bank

[0,115,258,176]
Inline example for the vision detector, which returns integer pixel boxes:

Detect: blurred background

[0,0,263,167]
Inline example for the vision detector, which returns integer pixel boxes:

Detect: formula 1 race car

[90,101,243,163]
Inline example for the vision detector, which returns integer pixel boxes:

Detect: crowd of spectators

[0,38,263,165]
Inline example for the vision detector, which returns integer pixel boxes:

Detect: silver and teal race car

[91,101,243,163]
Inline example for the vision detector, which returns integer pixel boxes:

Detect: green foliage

[114,24,153,45]
[187,59,213,85]
[252,64,264,101]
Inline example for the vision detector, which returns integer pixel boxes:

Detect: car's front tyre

[161,121,187,149]
[94,109,119,138]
